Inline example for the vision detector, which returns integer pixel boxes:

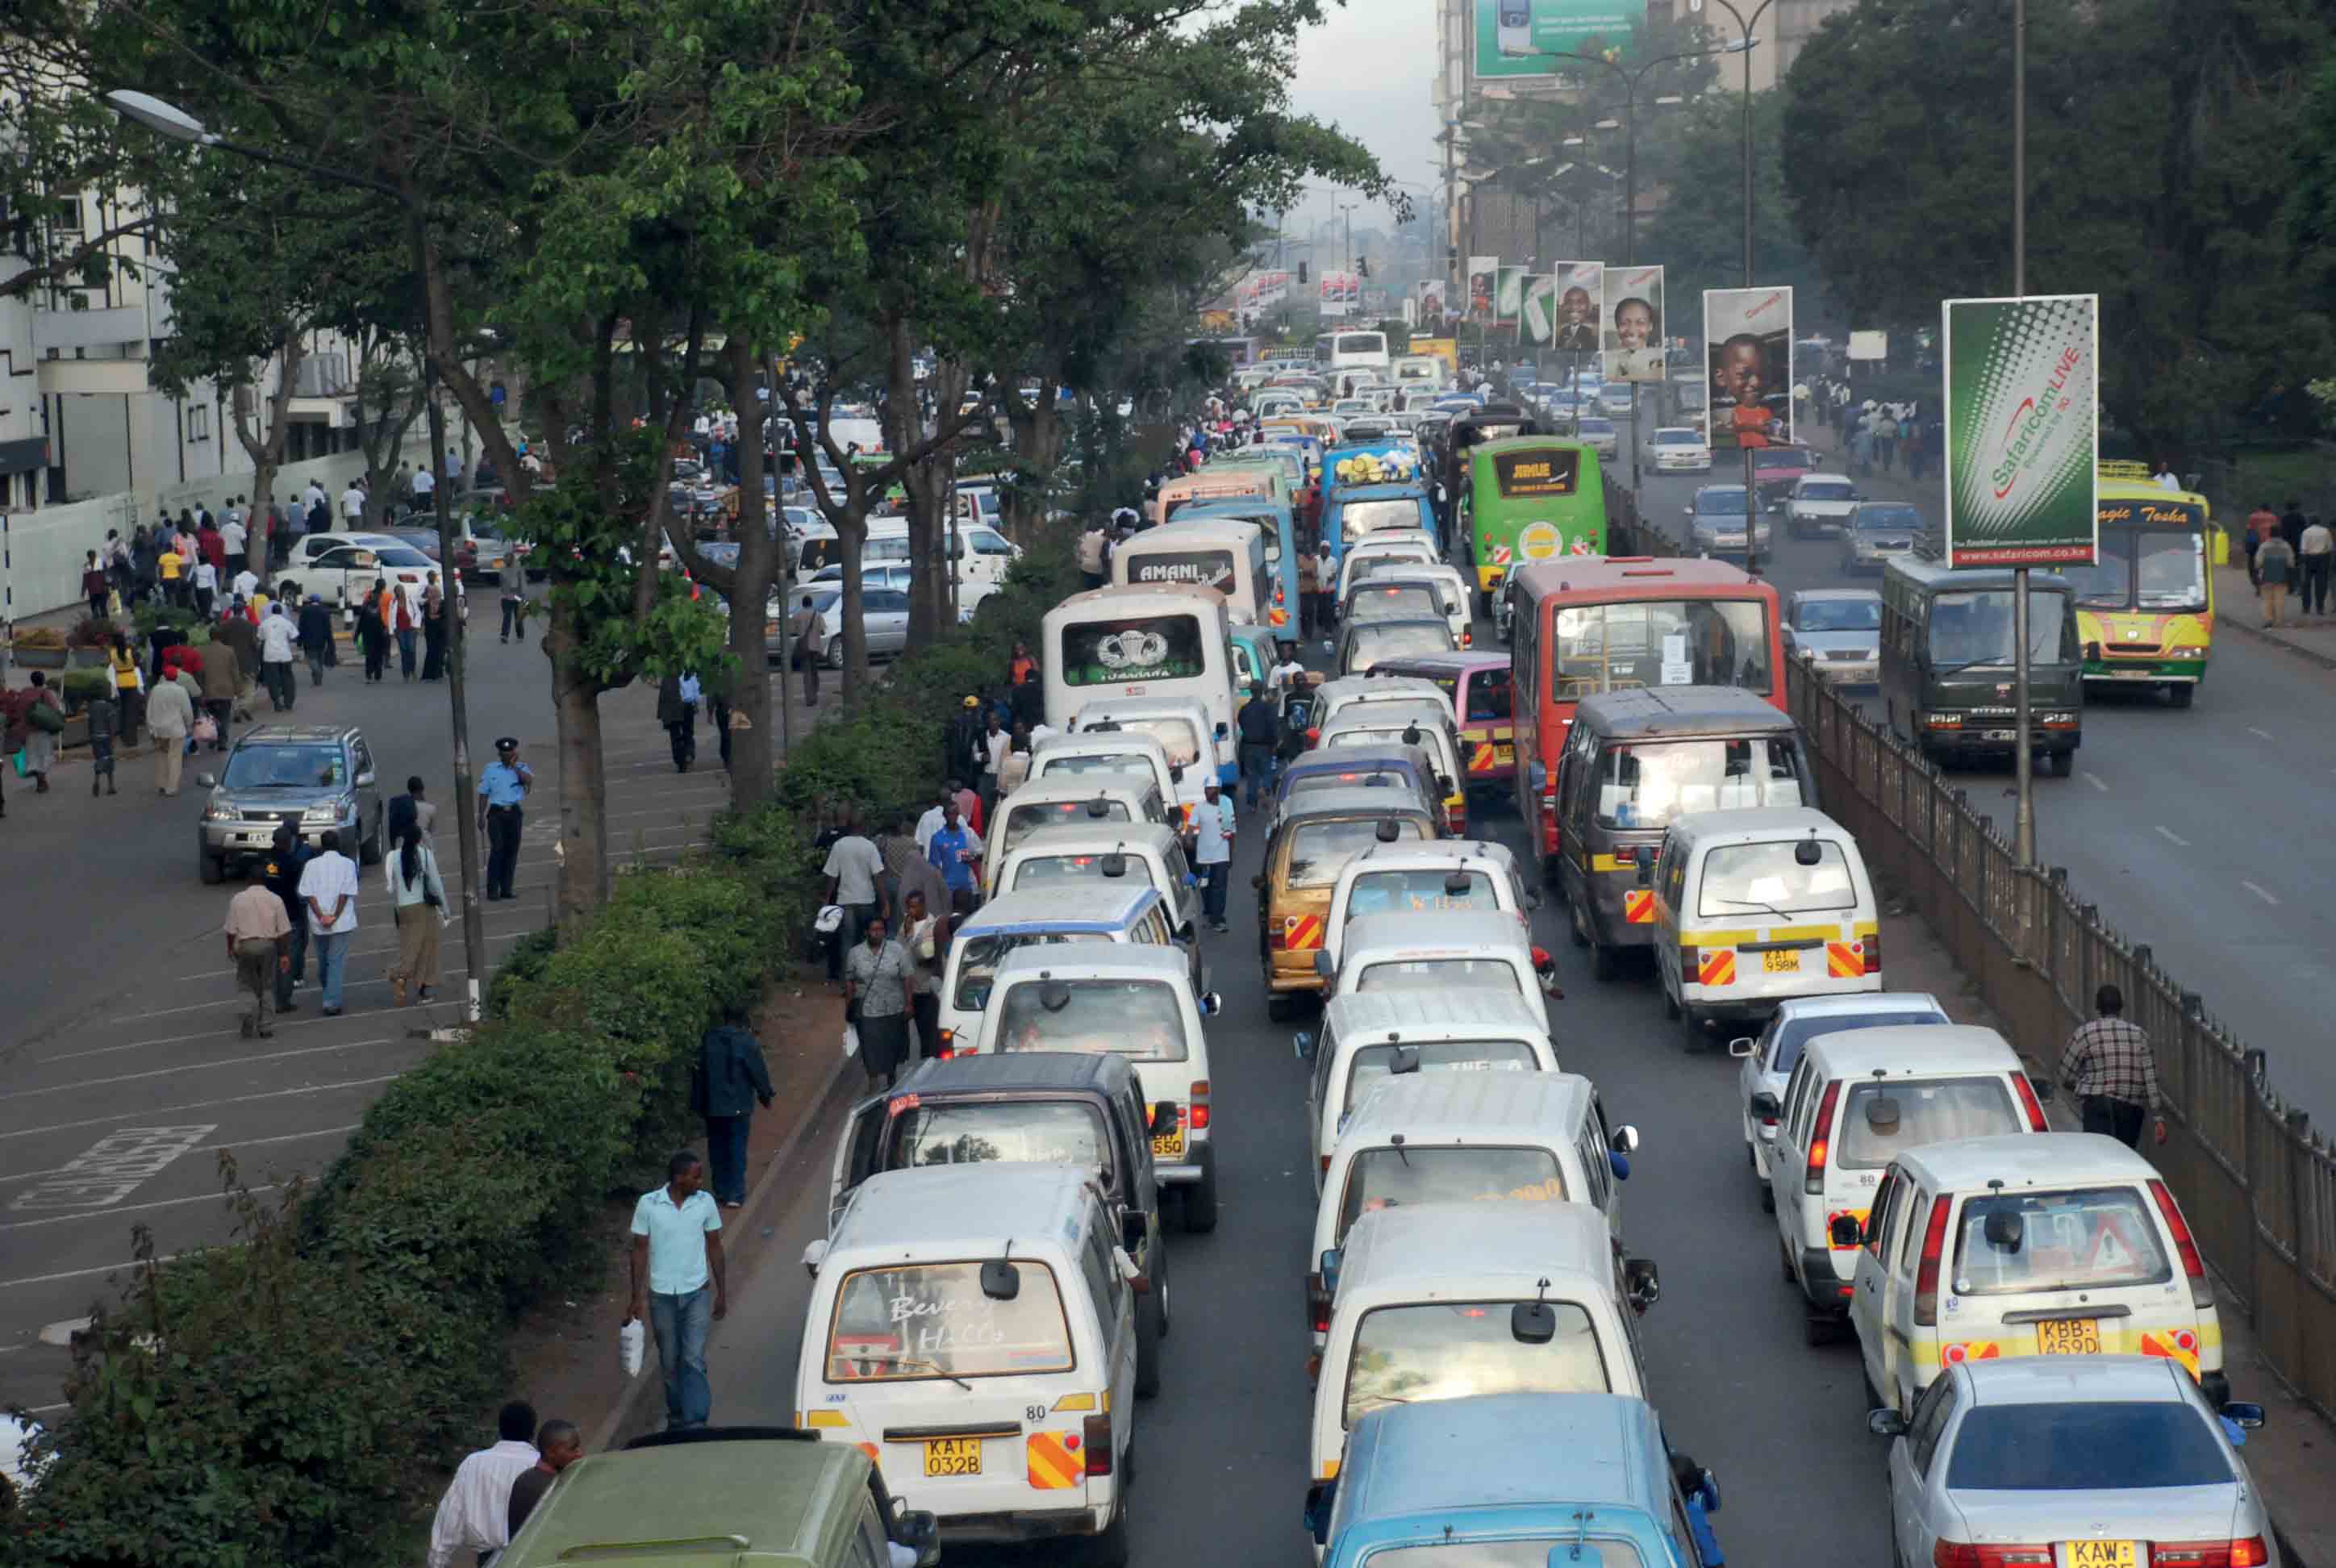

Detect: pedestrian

[2255,531,2296,628]
[2301,515,2333,616]
[81,551,111,623]
[220,503,247,563]
[394,577,420,680]
[886,814,948,932]
[387,774,437,848]
[657,673,699,773]
[83,685,118,797]
[420,572,448,682]
[1078,518,1108,590]
[340,477,367,531]
[926,798,983,908]
[478,736,532,900]
[844,912,915,1090]
[628,1149,727,1432]
[222,859,292,1039]
[15,672,60,793]
[505,1419,583,1540]
[191,554,219,618]
[265,823,313,1014]
[996,731,1032,795]
[215,605,259,718]
[823,811,888,967]
[1295,541,1320,639]
[385,819,446,1007]
[2059,983,2166,1149]
[915,784,953,858]
[144,664,194,795]
[106,629,144,742]
[976,711,1008,824]
[197,633,239,752]
[1185,777,1235,933]
[1311,540,1337,633]
[701,661,734,772]
[2245,500,2280,586]
[899,886,949,1057]
[945,694,987,789]
[690,1005,774,1209]
[298,827,361,1015]
[1268,641,1306,690]
[952,775,982,837]
[2152,461,2180,492]
[787,593,824,707]
[298,594,335,686]
[258,601,300,711]
[1008,640,1037,686]
[423,1401,540,1568]
[157,536,187,608]
[498,556,527,643]
[1236,681,1279,810]
[359,578,391,682]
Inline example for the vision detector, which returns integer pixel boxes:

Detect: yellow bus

[2066,462,2213,707]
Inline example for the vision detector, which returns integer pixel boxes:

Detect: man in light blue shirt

[629,1149,727,1430]
[1186,778,1236,932]
[477,736,533,899]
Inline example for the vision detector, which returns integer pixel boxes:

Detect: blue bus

[1174,496,1300,637]
[1321,483,1437,573]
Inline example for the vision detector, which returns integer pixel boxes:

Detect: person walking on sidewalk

[298,594,335,686]
[505,1420,583,1539]
[478,737,533,900]
[823,812,888,959]
[223,861,292,1039]
[2245,501,2280,586]
[844,912,914,1091]
[2301,515,2333,617]
[258,602,300,711]
[926,799,983,911]
[393,578,420,680]
[384,819,445,1007]
[2255,531,2296,628]
[2059,983,2166,1150]
[197,636,240,753]
[420,572,449,682]
[265,823,312,1014]
[84,686,119,797]
[787,593,824,707]
[691,1007,774,1209]
[976,711,1008,826]
[298,828,360,1015]
[657,673,699,773]
[16,672,60,793]
[144,667,194,796]
[1185,778,1235,933]
[358,578,391,682]
[81,551,111,623]
[424,1401,540,1568]
[900,886,949,1059]
[498,557,527,644]
[628,1150,727,1432]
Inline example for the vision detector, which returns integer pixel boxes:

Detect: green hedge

[4,544,1070,1567]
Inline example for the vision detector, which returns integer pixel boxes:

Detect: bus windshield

[2064,528,2208,613]
[1337,498,1429,536]
[1552,600,1773,697]
[1928,591,2071,667]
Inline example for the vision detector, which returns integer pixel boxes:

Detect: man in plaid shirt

[2059,983,2167,1149]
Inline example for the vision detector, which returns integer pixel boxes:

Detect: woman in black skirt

[842,912,915,1091]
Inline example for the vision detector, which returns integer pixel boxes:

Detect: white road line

[0,1076,402,1144]
[2247,726,2273,740]
[0,1254,184,1291]
[2082,770,2109,792]
[2242,881,2281,907]
[51,996,416,1054]
[0,1184,283,1234]
[2153,825,2189,847]
[0,1125,361,1187]
[167,925,529,983]
[13,1038,401,1101]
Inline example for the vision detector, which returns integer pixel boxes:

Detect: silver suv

[197,724,384,883]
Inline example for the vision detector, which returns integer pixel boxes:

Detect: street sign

[1942,294,2099,567]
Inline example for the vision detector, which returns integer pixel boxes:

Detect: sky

[1281,0,1442,240]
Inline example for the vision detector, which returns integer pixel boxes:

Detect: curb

[2214,609,2336,675]
[586,1046,861,1453]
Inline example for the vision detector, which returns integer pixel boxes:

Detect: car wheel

[1265,989,1294,1023]
[2168,682,2195,709]
[1591,941,1619,983]
[1679,1003,1704,1051]
[1181,1151,1220,1234]
[1662,984,1680,1020]
[1086,1489,1133,1568]
[825,636,846,670]
[198,848,224,885]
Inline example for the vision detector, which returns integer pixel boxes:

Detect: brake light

[1933,1542,2053,1568]
[936,1028,958,1059]
[1863,931,1879,971]
[1320,1154,1330,1177]
[2149,1178,2214,1308]
[1913,1194,1952,1326]
[2011,1073,2048,1132]
[1189,1081,1210,1131]
[1082,1413,1112,1476]
[1804,1080,1841,1195]
[1460,628,1472,647]
[2150,1546,2270,1568]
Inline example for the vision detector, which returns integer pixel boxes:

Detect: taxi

[1307,674,1454,739]
[1316,702,1467,834]
[982,774,1171,900]
[1321,838,1533,969]
[1254,792,1442,1021]
[1367,652,1514,794]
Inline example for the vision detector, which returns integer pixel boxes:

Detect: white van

[1766,1025,2050,1343]
[1308,675,1455,736]
[1308,1074,1638,1345]
[1392,355,1448,390]
[990,821,1201,940]
[1316,703,1469,833]
[1323,840,1534,969]
[936,886,1191,1057]
[1651,807,1882,1046]
[1043,585,1240,786]
[983,774,1170,900]
[1727,992,1950,1199]
[1355,565,1472,649]
[985,945,1223,1232]
[1334,535,1442,607]
[1113,519,1272,628]
[1309,1203,1658,1481]
[787,517,1018,612]
[1298,989,1558,1186]
[1324,909,1554,1006]
[1846,1132,2229,1417]
[1041,709,1207,822]
[797,1164,1143,1561]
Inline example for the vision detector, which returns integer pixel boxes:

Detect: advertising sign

[1416,279,1451,334]
[1495,265,1528,327]
[1492,446,1581,498]
[1847,329,1888,361]
[1545,261,1603,358]
[1319,269,1359,319]
[1466,256,1497,324]
[1703,286,1793,451]
[1519,274,1558,345]
[1475,0,1640,77]
[1603,264,1666,382]
[1942,294,2099,567]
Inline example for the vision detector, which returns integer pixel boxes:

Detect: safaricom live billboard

[1942,294,2099,567]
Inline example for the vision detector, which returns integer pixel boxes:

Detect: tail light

[1863,931,1880,972]
[1459,628,1473,647]
[1913,1194,1953,1325]
[2152,1541,2270,1568]
[1804,1081,1841,1195]
[2149,1179,2214,1309]
[1082,1414,1112,1476]
[1188,1082,1210,1131]
[1934,1544,2053,1568]
[2011,1073,2048,1132]
[936,1028,958,1058]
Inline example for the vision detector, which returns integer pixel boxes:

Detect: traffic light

[1358,257,1370,277]
[1298,261,1309,282]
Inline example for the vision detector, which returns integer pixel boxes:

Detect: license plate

[1762,949,1801,974]
[2066,1542,2135,1568]
[2037,1318,2100,1355]
[2108,669,2157,679]
[1151,1128,1187,1158]
[1494,745,1515,765]
[924,1437,982,1477]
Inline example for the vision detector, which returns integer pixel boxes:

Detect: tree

[1634,91,1825,330]
[348,333,431,531]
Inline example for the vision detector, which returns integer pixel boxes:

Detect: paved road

[0,619,814,1412]
[1620,432,2336,1123]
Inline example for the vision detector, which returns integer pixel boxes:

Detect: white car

[1649,427,1711,471]
[1725,992,1947,1200]
[1575,416,1619,460]
[1599,383,1636,417]
[1784,473,1862,537]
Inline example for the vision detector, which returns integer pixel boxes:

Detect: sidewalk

[2210,561,2336,672]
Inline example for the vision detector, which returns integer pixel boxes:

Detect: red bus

[1505,556,1786,866]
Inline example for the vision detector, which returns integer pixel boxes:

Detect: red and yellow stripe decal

[1026,1431,1083,1491]
[2142,1328,2201,1377]
[1826,941,1865,978]
[1942,1341,2001,1366]
[1696,949,1735,986]
[1285,914,1324,949]
[1470,741,1499,774]
[1622,889,1656,924]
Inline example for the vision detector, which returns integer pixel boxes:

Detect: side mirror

[1727,1036,1757,1058]
[195,772,219,790]
[354,770,377,788]
[1623,1257,1660,1312]
[893,1511,942,1568]
[2221,1402,2267,1431]
[1612,1124,1640,1153]
[979,1259,1022,1301]
[1203,990,1223,1015]
[1214,721,1230,739]
[1830,1214,1866,1249]
[1304,1479,1337,1546]
[1313,949,1334,978]
[1867,1408,1909,1438]
[1169,762,1186,782]
[1319,1248,1342,1293]
[1292,1030,1315,1060]
[801,1237,828,1279]
[1750,1091,1781,1120]
[1510,1300,1558,1345]
[1633,845,1654,885]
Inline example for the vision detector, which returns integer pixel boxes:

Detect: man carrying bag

[786,593,824,707]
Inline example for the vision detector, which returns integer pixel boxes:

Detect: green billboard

[1475,0,1639,77]
[1942,294,2099,567]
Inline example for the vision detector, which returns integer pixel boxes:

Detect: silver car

[1841,500,1921,574]
[1686,484,1771,562]
[1871,1358,2274,1568]
[1726,991,1946,1200]
[1575,416,1619,459]
[763,585,910,667]
[1784,474,1862,538]
[198,724,385,882]
[1783,587,1885,686]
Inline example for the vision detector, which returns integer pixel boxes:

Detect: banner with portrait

[1603,264,1666,383]
[1319,269,1358,319]
[1942,294,2099,567]
[1703,286,1793,451]
[1466,256,1497,325]
[1542,261,1603,362]
[1416,278,1451,334]
[1495,265,1528,328]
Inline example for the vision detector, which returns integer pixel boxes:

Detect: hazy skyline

[1282,0,1441,237]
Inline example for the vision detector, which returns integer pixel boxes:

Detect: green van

[1879,554,2084,774]
[494,1427,940,1568]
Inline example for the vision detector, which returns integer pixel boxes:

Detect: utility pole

[2010,0,2035,869]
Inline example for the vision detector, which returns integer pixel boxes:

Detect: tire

[1591,942,1619,983]
[1181,1151,1220,1234]
[1265,989,1295,1023]
[2046,749,2073,778]
[1779,1235,1797,1284]
[1134,1276,1163,1398]
[1679,1003,1704,1052]
[198,848,224,885]
[1804,1312,1839,1347]
[825,636,846,671]
[1662,985,1681,1020]
[1153,1244,1170,1339]
[1086,1490,1133,1568]
[359,811,382,866]
[2168,682,2195,709]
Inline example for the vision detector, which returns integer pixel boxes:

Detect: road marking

[0,1254,185,1291]
[11,1039,400,1101]
[2081,770,2109,792]
[43,1007,408,1060]
[2242,881,2281,907]
[0,1124,360,1188]
[2154,826,2190,847]
[0,1184,282,1234]
[2247,726,2273,740]
[8,1126,218,1212]
[0,1076,401,1144]
[166,926,528,983]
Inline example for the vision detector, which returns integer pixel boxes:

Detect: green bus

[1459,436,1608,619]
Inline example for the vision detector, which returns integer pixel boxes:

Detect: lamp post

[108,89,491,1022]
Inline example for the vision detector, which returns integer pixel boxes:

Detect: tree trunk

[836,492,871,711]
[724,336,775,811]
[239,337,307,580]
[549,611,611,928]
[891,317,952,650]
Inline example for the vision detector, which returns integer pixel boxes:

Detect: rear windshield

[1344,1040,1538,1107]
[1797,480,1855,501]
[1697,840,1858,917]
[1289,817,1426,886]
[1036,751,1161,782]
[1357,957,1525,996]
[1342,869,1500,921]
[825,1261,1074,1382]
[1338,499,1428,536]
[951,931,1112,1010]
[1594,738,1805,830]
[1337,1148,1566,1245]
[1348,585,1442,621]
[1001,799,1132,856]
[1106,718,1200,768]
[1370,1546,1643,1568]
[1950,1186,2172,1295]
[1011,853,1161,895]
[993,978,1191,1062]
[1344,1301,1608,1428]
[1349,553,1433,587]
[888,1100,1112,1180]
[1835,1077,2020,1169]
[1769,1007,1946,1079]
[1944,1404,2230,1491]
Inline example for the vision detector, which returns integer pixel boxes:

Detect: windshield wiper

[1707,895,1795,921]
[875,1354,974,1392]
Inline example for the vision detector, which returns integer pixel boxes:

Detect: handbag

[191,713,219,745]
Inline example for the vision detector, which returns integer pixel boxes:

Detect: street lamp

[106,88,491,1023]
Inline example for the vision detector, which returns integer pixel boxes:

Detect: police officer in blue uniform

[477,736,533,899]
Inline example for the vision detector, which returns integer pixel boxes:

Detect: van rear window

[1001,799,1132,857]
[1337,1148,1565,1244]
[952,932,1112,1011]
[1950,1185,2172,1295]
[1356,957,1524,996]
[1344,1300,1608,1428]
[994,978,1191,1062]
[1342,869,1498,920]
[1290,818,1425,886]
[1697,840,1857,917]
[1593,738,1804,830]
[825,1261,1074,1382]
[1835,1077,2020,1169]
[1344,1040,1537,1106]
[1037,751,1159,781]
[1012,854,1161,894]
[889,1100,1109,1178]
